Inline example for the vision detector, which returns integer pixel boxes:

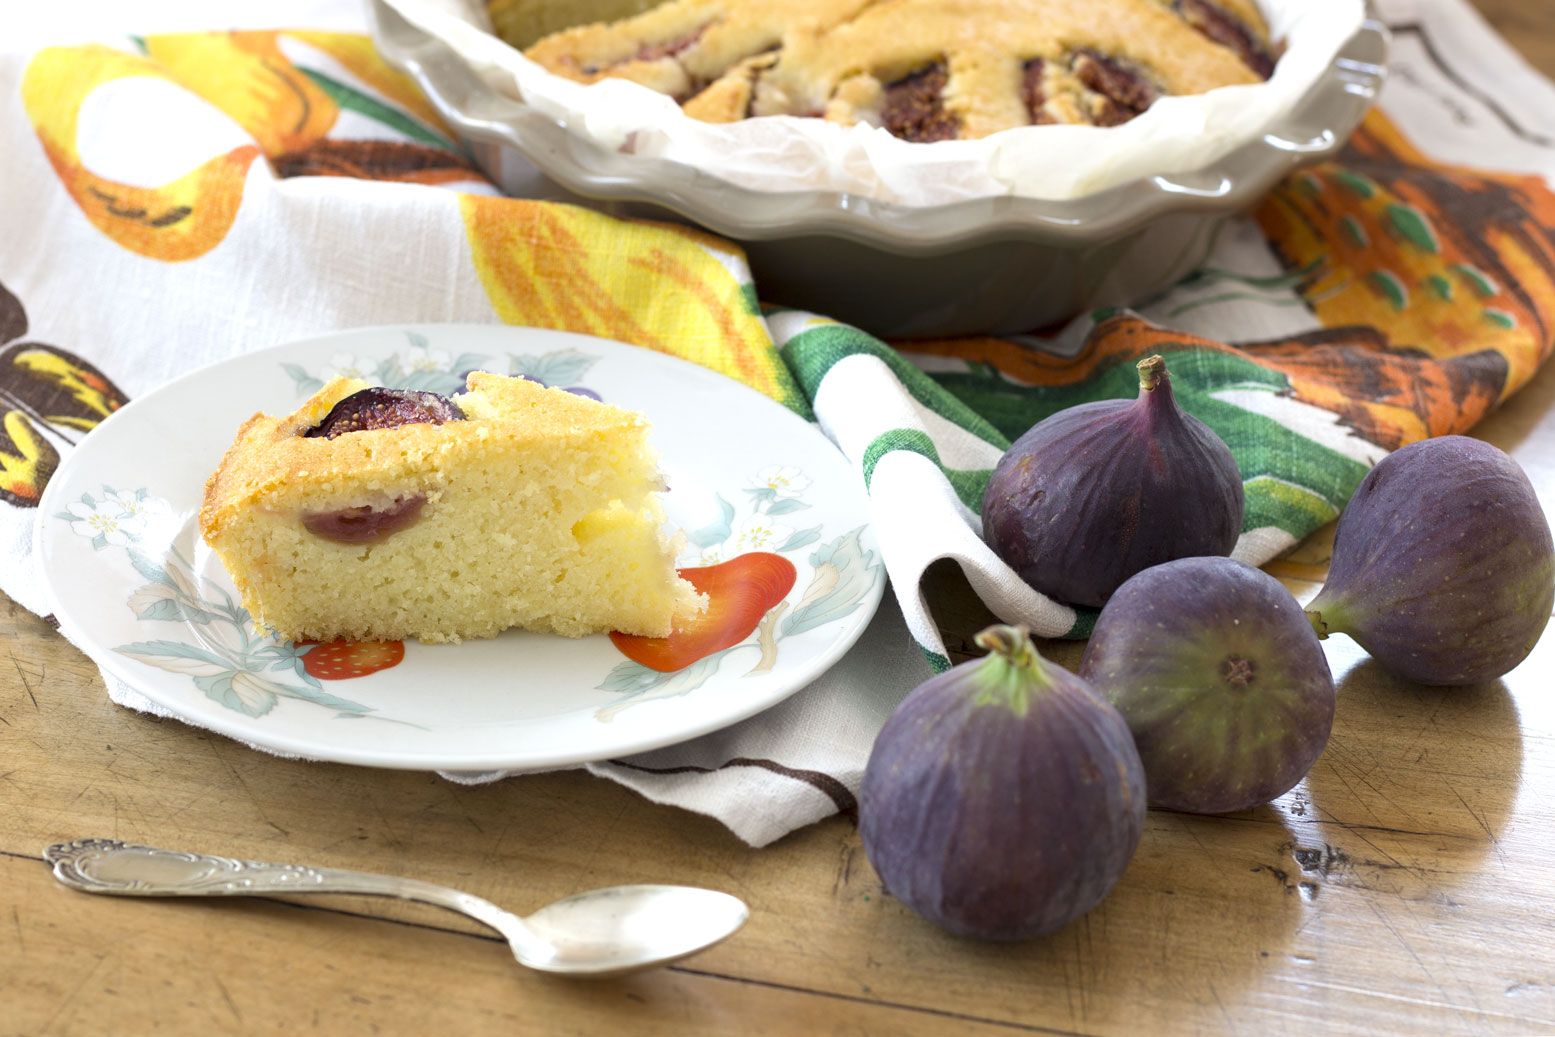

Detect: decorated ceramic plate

[36,325,883,772]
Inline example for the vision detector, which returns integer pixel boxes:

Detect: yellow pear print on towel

[21,45,260,262]
[141,33,339,156]
[145,31,479,187]
[461,196,808,413]
[284,31,458,141]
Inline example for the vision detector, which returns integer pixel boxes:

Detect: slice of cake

[199,372,703,643]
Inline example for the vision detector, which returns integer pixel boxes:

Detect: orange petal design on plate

[611,553,798,672]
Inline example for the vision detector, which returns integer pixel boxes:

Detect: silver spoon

[45,838,748,978]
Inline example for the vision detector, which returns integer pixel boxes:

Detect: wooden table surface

[6,5,1555,1034]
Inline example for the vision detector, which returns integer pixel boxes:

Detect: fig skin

[1080,557,1335,814]
[302,494,427,544]
[982,354,1244,608]
[305,387,464,439]
[1306,436,1555,686]
[860,626,1145,941]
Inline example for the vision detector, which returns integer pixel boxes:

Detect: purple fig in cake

[1305,436,1555,685]
[305,387,463,439]
[303,495,427,544]
[982,354,1244,608]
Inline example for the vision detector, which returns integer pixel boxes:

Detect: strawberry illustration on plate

[299,640,405,681]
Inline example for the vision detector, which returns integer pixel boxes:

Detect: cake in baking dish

[199,372,703,644]
[520,0,1278,140]
[488,0,666,49]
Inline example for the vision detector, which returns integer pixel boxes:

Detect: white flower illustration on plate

[68,485,385,723]
[402,345,451,374]
[322,352,372,381]
[751,465,812,499]
[731,515,792,553]
[67,499,142,546]
[103,489,172,526]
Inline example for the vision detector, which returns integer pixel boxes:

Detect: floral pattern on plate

[58,484,382,721]
[282,330,602,399]
[60,471,878,729]
[597,465,880,721]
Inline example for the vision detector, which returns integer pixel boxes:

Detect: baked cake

[519,0,1277,140]
[488,0,666,49]
[200,373,703,643]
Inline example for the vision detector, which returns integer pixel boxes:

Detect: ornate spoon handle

[45,839,527,942]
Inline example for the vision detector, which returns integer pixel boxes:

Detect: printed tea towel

[2,0,1553,845]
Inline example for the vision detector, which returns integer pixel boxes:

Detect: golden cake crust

[200,373,644,545]
[200,373,700,643]
[521,0,1277,139]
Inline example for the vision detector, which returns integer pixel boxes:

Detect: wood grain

[0,852,1027,1037]
[5,577,1554,1035]
[1463,0,1555,81]
[4,4,1555,1034]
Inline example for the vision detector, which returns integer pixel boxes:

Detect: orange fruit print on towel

[20,33,482,263]
[142,32,482,187]
[1255,111,1555,442]
[21,45,260,262]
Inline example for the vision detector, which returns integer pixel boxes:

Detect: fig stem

[973,624,1040,667]
[971,624,1054,713]
[1137,354,1168,393]
[1306,609,1329,640]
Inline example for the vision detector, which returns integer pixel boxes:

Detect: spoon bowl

[45,839,748,978]
[517,884,750,977]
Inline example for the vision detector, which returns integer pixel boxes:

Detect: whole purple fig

[1306,436,1554,686]
[982,354,1244,607]
[860,625,1145,941]
[1080,557,1335,814]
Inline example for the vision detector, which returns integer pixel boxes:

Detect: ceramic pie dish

[370,0,1388,337]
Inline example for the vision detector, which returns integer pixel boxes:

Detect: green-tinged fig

[859,625,1145,941]
[1306,436,1554,686]
[982,354,1244,607]
[1080,557,1335,814]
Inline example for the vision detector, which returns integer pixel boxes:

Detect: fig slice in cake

[301,493,427,544]
[304,387,464,439]
[199,374,704,644]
